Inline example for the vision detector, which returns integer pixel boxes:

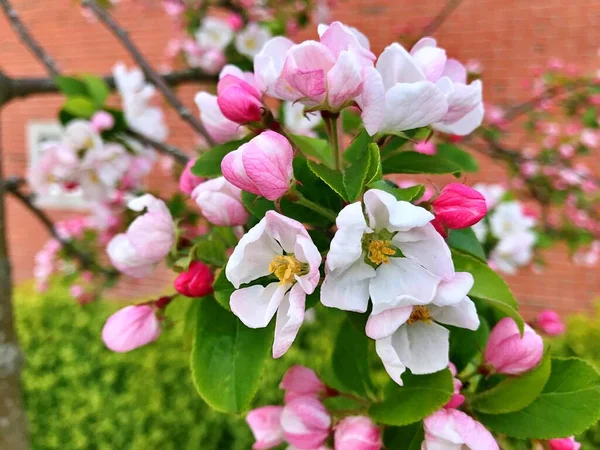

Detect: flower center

[269,255,307,284]
[368,240,396,265]
[407,306,432,324]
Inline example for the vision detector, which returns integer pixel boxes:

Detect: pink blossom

[162,0,185,16]
[247,406,285,450]
[101,305,161,352]
[192,177,249,227]
[195,91,246,144]
[547,57,564,70]
[217,73,263,124]
[485,105,507,129]
[465,59,483,74]
[520,161,539,178]
[227,13,244,31]
[484,317,544,375]
[431,183,487,233]
[179,160,204,195]
[280,365,327,402]
[221,131,294,201]
[281,396,331,449]
[414,140,437,155]
[559,144,575,159]
[174,261,214,298]
[548,437,581,450]
[445,362,465,409]
[334,416,382,450]
[423,409,498,450]
[581,129,599,148]
[90,111,115,132]
[536,310,566,336]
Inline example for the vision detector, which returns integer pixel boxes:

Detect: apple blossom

[489,202,536,239]
[280,365,327,402]
[536,309,566,336]
[423,409,499,450]
[473,183,506,210]
[431,183,487,232]
[217,70,263,124]
[195,91,247,144]
[489,231,536,275]
[226,211,321,358]
[179,160,204,195]
[281,396,331,449]
[235,23,272,58]
[283,102,321,136]
[90,110,115,132]
[334,416,382,450]
[445,362,465,409]
[414,140,437,155]
[195,17,234,52]
[548,437,582,450]
[247,406,285,450]
[174,261,214,298]
[192,177,249,227]
[221,131,294,201]
[101,305,161,353]
[484,317,544,375]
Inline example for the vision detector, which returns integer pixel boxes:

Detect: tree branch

[420,0,464,37]
[124,129,190,165]
[0,0,60,77]
[82,0,216,146]
[5,182,119,278]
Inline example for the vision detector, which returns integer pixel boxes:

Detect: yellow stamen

[269,255,306,284]
[407,305,433,324]
[367,240,396,265]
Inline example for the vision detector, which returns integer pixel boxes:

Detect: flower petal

[326,50,364,110]
[375,336,407,386]
[230,282,288,328]
[376,43,425,89]
[364,189,434,231]
[366,307,412,340]
[273,284,306,358]
[430,297,480,330]
[326,202,368,273]
[432,272,474,307]
[394,321,450,374]
[321,259,375,313]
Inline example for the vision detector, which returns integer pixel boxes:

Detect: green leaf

[370,369,454,426]
[191,298,272,413]
[54,76,88,97]
[213,269,234,311]
[82,74,110,107]
[365,143,383,185]
[342,140,372,201]
[307,161,348,201]
[477,358,600,439]
[452,250,524,332]
[191,139,247,178]
[435,143,478,172]
[62,96,97,118]
[343,129,372,163]
[367,180,425,202]
[447,228,486,261]
[471,351,552,414]
[330,319,376,398]
[383,422,424,450]
[290,134,334,168]
[242,191,275,218]
[448,317,490,373]
[382,152,462,176]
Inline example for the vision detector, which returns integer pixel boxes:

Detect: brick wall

[2,0,600,316]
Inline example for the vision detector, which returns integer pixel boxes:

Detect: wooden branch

[82,0,216,146]
[420,0,464,37]
[124,129,190,165]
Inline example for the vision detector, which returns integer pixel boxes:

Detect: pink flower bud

[217,74,263,124]
[484,317,544,375]
[548,437,581,450]
[90,111,115,132]
[334,416,382,450]
[247,406,285,450]
[221,131,294,201]
[101,305,161,352]
[536,310,566,336]
[431,183,487,230]
[414,140,437,155]
[227,13,244,31]
[281,396,331,449]
[174,261,214,298]
[280,365,327,402]
[179,160,204,195]
[191,177,249,227]
[424,409,499,450]
[445,362,465,409]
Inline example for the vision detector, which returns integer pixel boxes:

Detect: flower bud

[179,160,204,195]
[101,305,161,352]
[281,396,331,449]
[548,437,581,450]
[484,317,544,375]
[174,261,214,298]
[280,365,327,402]
[414,140,436,155]
[246,405,285,450]
[536,309,566,336]
[191,177,249,227]
[334,416,382,450]
[431,183,487,230]
[217,74,263,124]
[221,131,294,201]
[90,111,115,132]
[445,362,465,409]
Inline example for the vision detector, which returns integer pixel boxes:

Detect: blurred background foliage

[14,282,600,449]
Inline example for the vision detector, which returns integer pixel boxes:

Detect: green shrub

[14,282,338,450]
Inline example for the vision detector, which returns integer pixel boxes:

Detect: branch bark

[124,130,190,165]
[82,0,216,146]
[420,0,464,37]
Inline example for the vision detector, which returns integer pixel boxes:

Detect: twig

[82,0,216,146]
[420,0,464,37]
[0,0,60,77]
[124,129,190,165]
[6,183,119,277]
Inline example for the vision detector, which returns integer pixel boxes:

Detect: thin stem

[124,129,189,166]
[295,193,337,222]
[0,0,60,77]
[324,113,342,170]
[82,0,216,146]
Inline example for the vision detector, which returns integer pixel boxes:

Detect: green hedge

[14,283,338,450]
